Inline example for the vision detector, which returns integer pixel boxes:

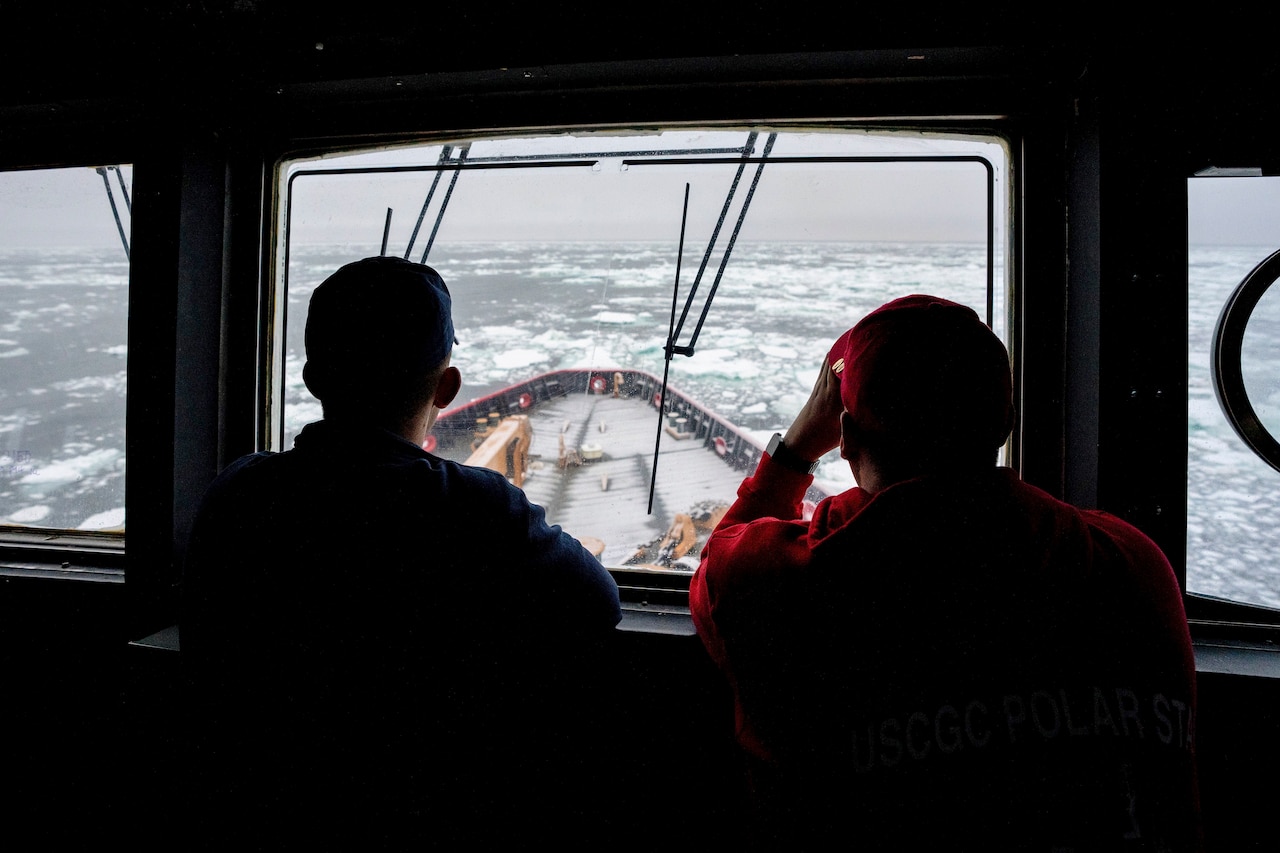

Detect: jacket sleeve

[690,452,814,668]
[461,464,622,630]
[517,489,623,629]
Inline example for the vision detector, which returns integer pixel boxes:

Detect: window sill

[0,528,125,582]
[619,603,696,636]
[1191,616,1280,679]
[1194,638,1280,678]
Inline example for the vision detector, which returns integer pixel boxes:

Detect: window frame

[12,53,1273,644]
[0,161,133,579]
[263,122,1017,614]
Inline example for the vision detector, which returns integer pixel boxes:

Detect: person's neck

[855,455,997,495]
[400,408,432,447]
[323,410,426,447]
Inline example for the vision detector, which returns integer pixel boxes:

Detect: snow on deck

[473,393,748,569]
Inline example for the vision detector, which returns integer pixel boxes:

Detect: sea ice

[8,505,50,523]
[19,447,122,486]
[78,507,124,530]
[494,348,546,370]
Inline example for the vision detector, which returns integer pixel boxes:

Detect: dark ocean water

[0,247,128,531]
[282,241,998,448]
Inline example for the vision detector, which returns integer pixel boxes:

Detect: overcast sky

[3,134,1280,249]
[1187,176,1280,245]
[2,132,1001,250]
[1,165,135,249]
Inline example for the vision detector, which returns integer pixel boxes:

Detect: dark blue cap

[304,256,457,401]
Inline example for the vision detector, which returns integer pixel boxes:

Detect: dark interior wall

[1195,669,1280,851]
[0,577,127,845]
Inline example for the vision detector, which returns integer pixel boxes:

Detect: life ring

[518,392,533,409]
[713,436,728,456]
[423,434,437,452]
[591,376,606,393]
[653,392,663,407]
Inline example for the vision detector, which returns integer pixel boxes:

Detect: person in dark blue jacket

[182,256,622,850]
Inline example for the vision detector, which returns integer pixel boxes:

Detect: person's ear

[839,410,857,460]
[302,362,324,400]
[434,365,461,409]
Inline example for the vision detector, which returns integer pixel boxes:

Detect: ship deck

[435,389,748,570]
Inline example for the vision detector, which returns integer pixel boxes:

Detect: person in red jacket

[690,294,1201,851]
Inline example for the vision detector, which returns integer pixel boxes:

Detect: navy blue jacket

[181,419,621,848]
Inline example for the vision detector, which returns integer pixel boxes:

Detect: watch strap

[766,432,819,474]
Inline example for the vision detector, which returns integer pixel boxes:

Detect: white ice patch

[675,348,761,380]
[19,447,123,486]
[54,373,127,396]
[8,505,51,523]
[287,399,324,437]
[79,507,125,530]
[494,348,547,370]
[774,388,813,418]
[815,462,855,493]
[590,311,636,324]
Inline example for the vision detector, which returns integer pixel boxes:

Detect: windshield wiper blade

[96,166,130,260]
[667,132,775,356]
[411,145,470,264]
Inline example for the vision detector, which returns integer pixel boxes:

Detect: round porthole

[1211,247,1280,473]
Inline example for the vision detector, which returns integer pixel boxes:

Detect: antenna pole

[381,208,394,255]
[648,183,691,515]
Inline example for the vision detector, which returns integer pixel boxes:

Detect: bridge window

[1188,175,1280,611]
[275,129,1008,573]
[0,166,130,536]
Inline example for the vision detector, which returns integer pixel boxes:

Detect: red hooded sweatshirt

[691,453,1201,851]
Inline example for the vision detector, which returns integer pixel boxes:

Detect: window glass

[1188,176,1280,609]
[1240,284,1280,438]
[0,166,130,533]
[279,130,1007,571]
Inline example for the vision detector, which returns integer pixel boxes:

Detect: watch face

[768,433,783,455]
[767,433,815,473]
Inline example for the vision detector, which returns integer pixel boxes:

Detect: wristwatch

[766,432,820,474]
